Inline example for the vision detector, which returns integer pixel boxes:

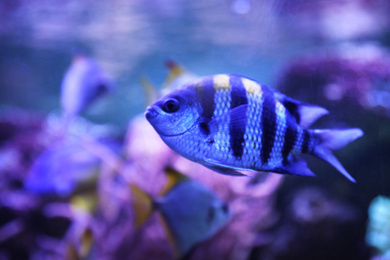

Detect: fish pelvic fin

[203,158,248,176]
[312,128,364,183]
[129,184,154,228]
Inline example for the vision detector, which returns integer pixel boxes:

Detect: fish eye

[221,203,229,214]
[162,98,180,113]
[207,206,215,223]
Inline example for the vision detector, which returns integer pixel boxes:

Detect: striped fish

[145,74,363,182]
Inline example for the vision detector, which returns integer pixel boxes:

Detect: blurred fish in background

[24,138,100,196]
[140,60,197,106]
[162,60,198,95]
[130,167,230,259]
[61,53,115,121]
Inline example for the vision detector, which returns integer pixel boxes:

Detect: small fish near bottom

[129,167,231,260]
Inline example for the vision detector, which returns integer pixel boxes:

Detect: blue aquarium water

[0,0,389,259]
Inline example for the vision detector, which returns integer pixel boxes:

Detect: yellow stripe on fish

[242,77,263,96]
[213,74,231,91]
[145,74,363,182]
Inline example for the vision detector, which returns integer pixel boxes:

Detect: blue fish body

[146,74,363,182]
[130,167,230,258]
[61,54,113,118]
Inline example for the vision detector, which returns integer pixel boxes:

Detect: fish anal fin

[129,184,154,228]
[274,158,316,177]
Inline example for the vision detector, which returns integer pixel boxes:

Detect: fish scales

[146,74,363,182]
[242,78,264,169]
[281,115,298,165]
[228,76,248,158]
[267,100,288,168]
[189,75,309,170]
[212,75,232,163]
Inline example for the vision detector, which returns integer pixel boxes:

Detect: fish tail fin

[165,60,185,86]
[129,184,154,228]
[139,77,159,106]
[312,128,364,182]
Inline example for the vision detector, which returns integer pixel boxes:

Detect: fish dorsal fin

[129,184,154,228]
[276,94,329,128]
[159,167,189,197]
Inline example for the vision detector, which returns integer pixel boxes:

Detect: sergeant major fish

[145,74,364,182]
[130,167,230,259]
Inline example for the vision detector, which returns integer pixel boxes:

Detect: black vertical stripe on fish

[196,77,215,136]
[301,130,311,154]
[228,76,248,158]
[282,117,297,165]
[260,87,277,165]
[282,100,300,124]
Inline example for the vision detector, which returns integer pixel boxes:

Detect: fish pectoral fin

[228,104,249,126]
[203,158,247,176]
[209,104,249,136]
[273,157,316,177]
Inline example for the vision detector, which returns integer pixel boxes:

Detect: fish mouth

[144,105,197,137]
[145,106,159,120]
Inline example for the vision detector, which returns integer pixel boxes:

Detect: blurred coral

[278,43,390,117]
[366,196,390,259]
[252,187,370,260]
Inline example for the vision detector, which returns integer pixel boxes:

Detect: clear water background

[0,0,347,131]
